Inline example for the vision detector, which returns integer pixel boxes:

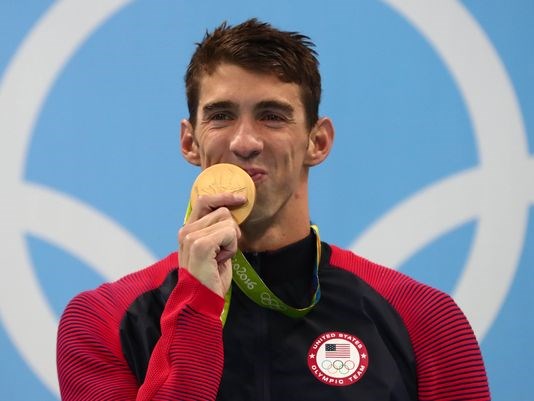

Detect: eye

[262,113,284,121]
[259,112,289,126]
[209,112,233,121]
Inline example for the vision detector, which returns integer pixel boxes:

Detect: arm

[57,193,244,400]
[57,288,139,400]
[57,266,225,401]
[138,268,225,400]
[329,246,491,400]
[138,193,246,399]
[404,286,491,401]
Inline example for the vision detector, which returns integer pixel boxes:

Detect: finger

[179,218,241,272]
[179,218,239,264]
[179,206,240,249]
[188,223,239,267]
[187,192,247,223]
[178,207,240,275]
[181,221,241,296]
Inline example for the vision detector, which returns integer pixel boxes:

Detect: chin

[242,205,270,226]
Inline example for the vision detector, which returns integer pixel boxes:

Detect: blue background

[1,1,532,399]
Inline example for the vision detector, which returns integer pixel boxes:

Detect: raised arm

[57,263,225,401]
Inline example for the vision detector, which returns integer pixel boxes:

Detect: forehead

[197,63,304,111]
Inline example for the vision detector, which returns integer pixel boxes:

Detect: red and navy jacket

[57,232,490,400]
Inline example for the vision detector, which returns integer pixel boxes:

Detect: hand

[178,193,247,298]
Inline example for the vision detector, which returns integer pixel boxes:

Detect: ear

[305,117,335,166]
[180,119,201,166]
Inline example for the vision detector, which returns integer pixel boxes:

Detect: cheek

[196,134,228,162]
[269,149,307,185]
[282,141,309,167]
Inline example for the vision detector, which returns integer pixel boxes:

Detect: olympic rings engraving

[260,292,288,311]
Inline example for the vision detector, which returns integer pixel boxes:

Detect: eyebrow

[255,100,295,116]
[202,101,237,115]
[202,99,295,117]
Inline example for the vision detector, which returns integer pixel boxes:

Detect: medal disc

[190,163,256,224]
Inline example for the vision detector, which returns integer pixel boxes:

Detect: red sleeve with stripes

[329,245,491,401]
[57,254,225,401]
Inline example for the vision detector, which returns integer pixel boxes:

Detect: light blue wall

[1,1,532,399]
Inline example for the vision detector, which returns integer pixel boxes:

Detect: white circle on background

[0,0,532,397]
[353,0,533,340]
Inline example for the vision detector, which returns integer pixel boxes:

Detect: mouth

[243,167,266,183]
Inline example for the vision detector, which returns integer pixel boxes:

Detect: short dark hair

[185,18,321,129]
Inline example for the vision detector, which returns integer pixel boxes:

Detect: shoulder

[326,244,477,351]
[326,244,489,399]
[327,244,456,317]
[59,253,179,331]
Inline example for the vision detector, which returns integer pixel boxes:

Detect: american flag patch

[325,343,351,358]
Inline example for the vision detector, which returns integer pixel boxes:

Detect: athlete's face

[181,63,332,227]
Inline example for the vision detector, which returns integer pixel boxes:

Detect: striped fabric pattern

[57,254,225,400]
[329,244,491,401]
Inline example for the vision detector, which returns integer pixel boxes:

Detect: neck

[238,211,311,253]
[239,221,310,252]
[239,173,312,252]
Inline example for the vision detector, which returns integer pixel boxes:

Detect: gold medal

[190,163,256,224]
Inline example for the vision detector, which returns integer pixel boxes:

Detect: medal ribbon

[184,202,322,325]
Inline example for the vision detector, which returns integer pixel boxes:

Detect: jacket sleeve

[57,266,225,401]
[328,245,491,401]
[397,283,491,401]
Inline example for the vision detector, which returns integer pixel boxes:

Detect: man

[57,19,490,400]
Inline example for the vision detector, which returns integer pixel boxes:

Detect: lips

[243,167,266,183]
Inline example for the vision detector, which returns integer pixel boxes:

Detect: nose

[229,118,263,160]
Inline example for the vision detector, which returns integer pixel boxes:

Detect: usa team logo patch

[307,331,369,386]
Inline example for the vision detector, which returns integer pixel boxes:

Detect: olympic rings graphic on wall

[1,0,532,397]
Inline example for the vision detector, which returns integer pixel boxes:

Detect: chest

[217,269,418,401]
